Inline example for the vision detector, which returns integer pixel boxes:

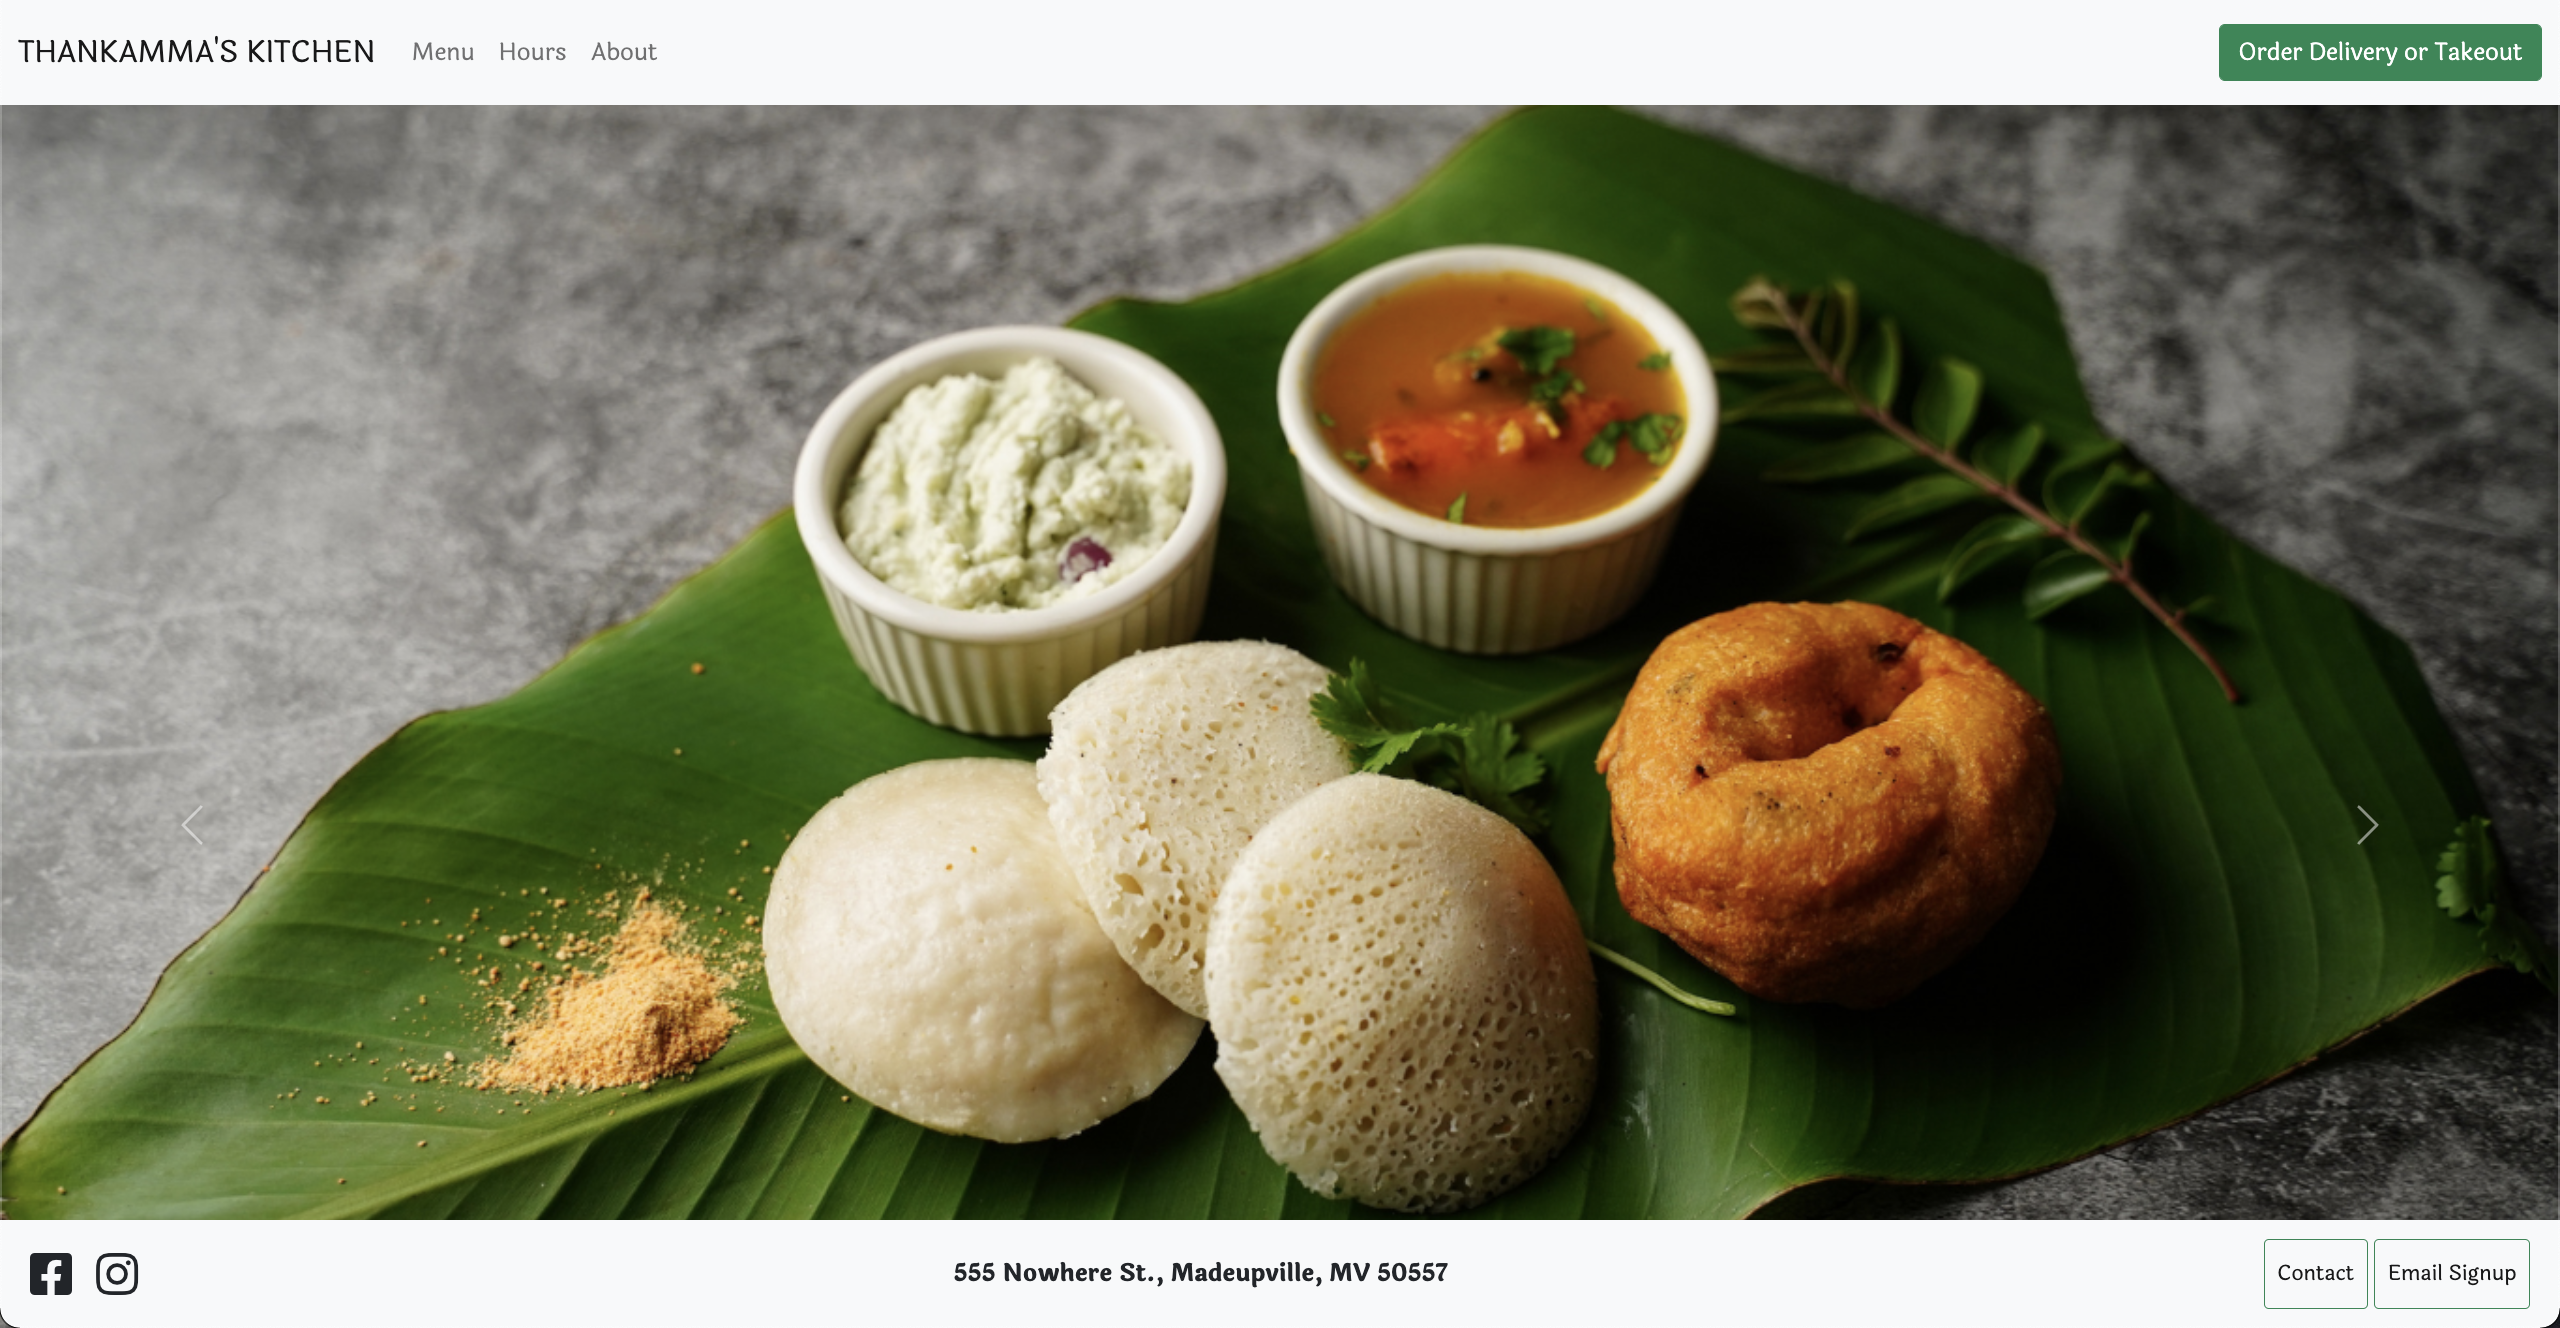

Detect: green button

[2221,24,2541,79]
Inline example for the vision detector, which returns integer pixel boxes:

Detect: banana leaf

[1,107,2505,1219]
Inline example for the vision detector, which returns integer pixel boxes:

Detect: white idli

[1206,774,1598,1213]
[764,759,1201,1143]
[1037,640,1352,1017]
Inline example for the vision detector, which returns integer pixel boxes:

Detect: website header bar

[8,0,2553,103]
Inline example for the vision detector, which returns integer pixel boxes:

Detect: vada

[1596,601,2060,1007]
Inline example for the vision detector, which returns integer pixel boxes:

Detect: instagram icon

[96,1253,138,1295]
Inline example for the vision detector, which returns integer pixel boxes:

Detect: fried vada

[1596,601,2060,1007]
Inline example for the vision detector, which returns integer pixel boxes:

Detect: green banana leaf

[2,107,2502,1219]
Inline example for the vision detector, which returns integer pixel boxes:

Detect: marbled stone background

[4,107,2552,1218]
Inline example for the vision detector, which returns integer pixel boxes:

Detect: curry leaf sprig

[1312,659,1547,836]
[1311,660,1737,1018]
[1719,277,2241,704]
[2434,816,2556,993]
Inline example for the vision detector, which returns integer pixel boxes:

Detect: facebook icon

[29,1252,72,1295]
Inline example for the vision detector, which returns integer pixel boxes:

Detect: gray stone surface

[4,106,2552,1218]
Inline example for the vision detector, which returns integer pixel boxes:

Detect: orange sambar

[1309,270,1685,528]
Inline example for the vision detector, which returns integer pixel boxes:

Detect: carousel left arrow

[183,805,205,845]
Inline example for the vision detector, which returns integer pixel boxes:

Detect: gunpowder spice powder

[475,902,739,1092]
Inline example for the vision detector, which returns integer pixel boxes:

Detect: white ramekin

[794,327,1226,737]
[1276,246,1717,654]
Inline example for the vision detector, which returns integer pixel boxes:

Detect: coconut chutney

[842,356,1189,612]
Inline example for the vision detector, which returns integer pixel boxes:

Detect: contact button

[2266,1239,2367,1309]
[2375,1239,2530,1310]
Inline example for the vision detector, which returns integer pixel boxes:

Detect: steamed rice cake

[763,759,1201,1143]
[1206,774,1598,1213]
[1037,640,1352,1017]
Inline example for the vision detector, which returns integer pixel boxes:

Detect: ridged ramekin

[1276,246,1716,654]
[794,327,1225,737]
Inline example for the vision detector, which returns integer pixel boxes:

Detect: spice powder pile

[475,902,740,1092]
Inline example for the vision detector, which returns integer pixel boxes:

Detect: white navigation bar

[7,0,2555,103]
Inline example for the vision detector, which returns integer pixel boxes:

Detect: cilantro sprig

[1311,659,1547,836]
[2435,816,2556,992]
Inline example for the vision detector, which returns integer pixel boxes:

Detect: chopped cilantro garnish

[1494,326,1582,415]
[1583,296,1609,322]
[1317,411,1338,429]
[1527,370,1584,408]
[1496,325,1575,376]
[1586,413,1682,468]
[1627,412,1681,462]
[1483,326,1586,424]
[1311,659,1549,836]
[1339,448,1370,472]
[1446,492,1468,524]
[1638,351,1672,371]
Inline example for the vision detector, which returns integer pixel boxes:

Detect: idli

[1206,774,1598,1213]
[764,759,1201,1143]
[1038,640,1352,1017]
